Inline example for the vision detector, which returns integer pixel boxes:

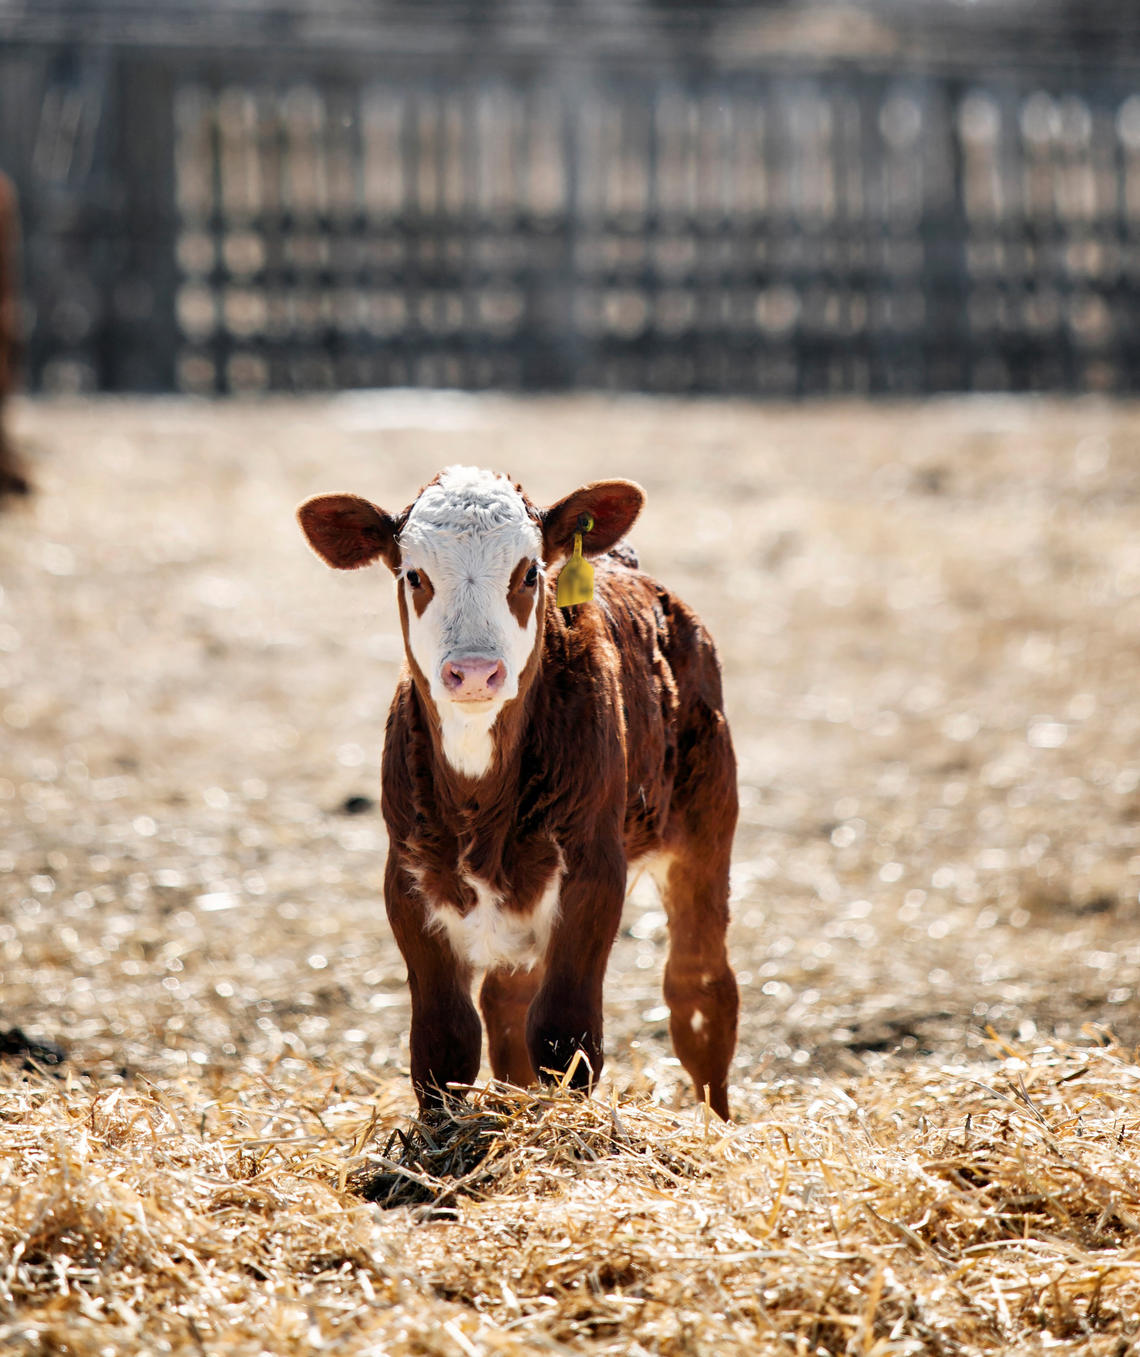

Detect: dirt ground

[4,393,1140,1353]
[4,393,1139,1089]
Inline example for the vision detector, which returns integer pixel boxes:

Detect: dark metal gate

[4,29,1140,395]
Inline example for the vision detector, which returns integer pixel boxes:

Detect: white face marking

[422,854,564,972]
[690,1010,706,1034]
[399,467,542,778]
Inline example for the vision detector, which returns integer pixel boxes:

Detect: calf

[0,171,28,498]
[298,467,739,1118]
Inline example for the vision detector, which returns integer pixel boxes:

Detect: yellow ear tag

[555,515,595,607]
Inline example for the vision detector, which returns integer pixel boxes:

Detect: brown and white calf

[298,467,739,1118]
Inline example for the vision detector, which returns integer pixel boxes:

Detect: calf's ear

[297,494,402,573]
[541,479,645,562]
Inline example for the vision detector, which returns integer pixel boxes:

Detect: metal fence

[3,36,1140,395]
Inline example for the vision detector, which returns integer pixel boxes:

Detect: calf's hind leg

[656,708,739,1120]
[656,850,739,1120]
[480,965,541,1087]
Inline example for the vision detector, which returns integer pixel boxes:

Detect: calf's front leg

[526,840,625,1091]
[385,854,481,1108]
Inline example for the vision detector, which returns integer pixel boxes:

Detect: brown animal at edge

[298,467,739,1118]
[0,171,29,498]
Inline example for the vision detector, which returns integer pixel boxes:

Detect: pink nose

[441,656,507,701]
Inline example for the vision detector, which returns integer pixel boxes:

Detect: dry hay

[0,1037,1138,1355]
[346,1077,712,1216]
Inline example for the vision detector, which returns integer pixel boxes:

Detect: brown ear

[297,494,401,573]
[541,480,645,563]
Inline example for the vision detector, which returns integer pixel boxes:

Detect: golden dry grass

[5,393,1140,1353]
[3,1039,1140,1354]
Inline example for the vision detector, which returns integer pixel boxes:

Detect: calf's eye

[523,563,538,588]
[405,569,422,589]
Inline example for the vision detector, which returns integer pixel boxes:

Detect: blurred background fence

[3,1,1140,396]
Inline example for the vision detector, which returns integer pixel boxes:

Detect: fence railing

[4,38,1140,395]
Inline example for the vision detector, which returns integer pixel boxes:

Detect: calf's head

[298,467,643,775]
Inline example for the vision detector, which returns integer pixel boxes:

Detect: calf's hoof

[528,1027,601,1091]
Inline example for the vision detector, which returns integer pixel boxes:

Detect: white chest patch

[425,861,563,972]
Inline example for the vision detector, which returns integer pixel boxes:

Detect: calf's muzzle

[441,656,507,702]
